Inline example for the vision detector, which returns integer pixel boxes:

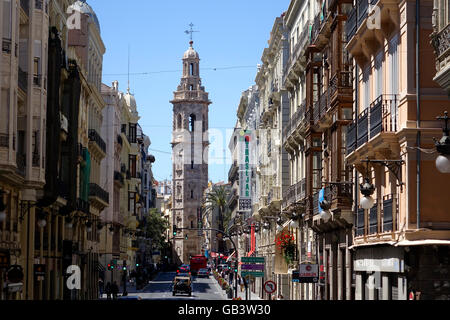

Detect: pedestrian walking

[98,278,104,299]
[111,281,119,299]
[105,282,111,300]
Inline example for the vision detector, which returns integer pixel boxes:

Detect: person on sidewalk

[98,278,104,299]
[105,282,111,300]
[111,281,119,299]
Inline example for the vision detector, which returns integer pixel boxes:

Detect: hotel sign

[239,130,252,211]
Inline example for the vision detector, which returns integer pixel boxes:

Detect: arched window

[189,114,196,132]
[177,114,182,130]
[190,63,194,76]
[191,190,194,199]
[189,84,194,91]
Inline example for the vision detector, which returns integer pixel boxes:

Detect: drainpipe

[354,63,359,234]
[416,0,421,230]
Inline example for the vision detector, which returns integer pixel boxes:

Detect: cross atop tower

[184,23,199,44]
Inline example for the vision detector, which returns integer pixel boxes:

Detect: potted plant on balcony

[276,230,296,266]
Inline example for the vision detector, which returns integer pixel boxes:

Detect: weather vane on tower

[184,23,199,45]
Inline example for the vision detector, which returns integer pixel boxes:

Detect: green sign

[241,257,265,264]
[241,271,264,278]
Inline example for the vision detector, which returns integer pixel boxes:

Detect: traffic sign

[241,257,265,264]
[241,271,264,277]
[264,281,276,294]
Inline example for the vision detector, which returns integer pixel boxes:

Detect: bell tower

[170,40,211,264]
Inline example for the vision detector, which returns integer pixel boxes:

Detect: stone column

[337,246,343,300]
[382,273,390,300]
[355,272,363,300]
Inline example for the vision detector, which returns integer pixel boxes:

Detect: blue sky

[92,0,290,183]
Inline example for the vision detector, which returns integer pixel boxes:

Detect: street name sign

[241,264,264,271]
[241,271,264,277]
[241,257,265,263]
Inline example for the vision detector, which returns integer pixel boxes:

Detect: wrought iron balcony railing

[357,108,369,147]
[88,129,106,154]
[89,183,109,204]
[369,94,398,139]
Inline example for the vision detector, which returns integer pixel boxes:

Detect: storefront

[353,245,407,300]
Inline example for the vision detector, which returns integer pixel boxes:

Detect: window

[191,190,194,199]
[177,114,182,130]
[129,123,137,143]
[129,155,136,178]
[191,161,194,169]
[362,66,371,109]
[190,63,194,76]
[2,0,12,40]
[189,114,196,132]
[374,51,384,99]
[189,84,194,91]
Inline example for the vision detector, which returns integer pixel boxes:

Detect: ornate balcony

[284,21,311,89]
[346,94,399,163]
[228,161,238,183]
[346,0,400,67]
[329,71,353,106]
[89,183,109,209]
[88,129,106,158]
[310,3,332,50]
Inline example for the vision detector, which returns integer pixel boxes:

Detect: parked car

[197,268,209,278]
[177,264,190,273]
[172,275,192,296]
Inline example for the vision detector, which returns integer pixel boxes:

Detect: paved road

[125,272,228,300]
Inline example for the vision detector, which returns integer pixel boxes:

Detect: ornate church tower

[170,40,211,264]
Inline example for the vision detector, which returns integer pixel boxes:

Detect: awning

[348,241,396,250]
[394,239,450,247]
[96,262,105,272]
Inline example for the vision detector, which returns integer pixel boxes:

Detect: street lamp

[86,221,93,233]
[0,190,6,223]
[37,210,47,228]
[360,178,375,210]
[65,216,73,229]
[434,111,450,173]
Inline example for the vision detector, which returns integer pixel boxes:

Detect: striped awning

[96,262,105,272]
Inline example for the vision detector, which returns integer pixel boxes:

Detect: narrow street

[122,272,227,300]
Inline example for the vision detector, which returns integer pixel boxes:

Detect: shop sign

[293,264,319,283]
[238,130,253,211]
[354,247,404,272]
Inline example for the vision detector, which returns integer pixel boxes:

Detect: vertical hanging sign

[239,130,252,211]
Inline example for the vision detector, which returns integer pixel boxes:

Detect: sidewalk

[233,287,263,300]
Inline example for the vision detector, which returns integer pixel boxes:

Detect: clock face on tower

[170,39,211,264]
